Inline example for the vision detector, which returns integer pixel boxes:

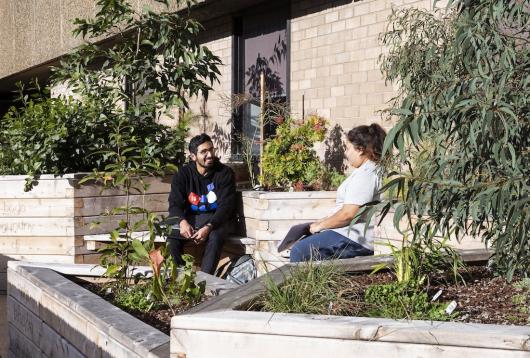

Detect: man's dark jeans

[167,213,225,274]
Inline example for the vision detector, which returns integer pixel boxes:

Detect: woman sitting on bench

[288,123,386,262]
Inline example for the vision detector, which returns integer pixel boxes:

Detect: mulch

[80,265,529,335]
[346,265,529,325]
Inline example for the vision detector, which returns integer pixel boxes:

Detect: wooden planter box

[240,191,487,274]
[0,174,171,292]
[241,191,336,274]
[7,261,237,358]
[171,250,530,358]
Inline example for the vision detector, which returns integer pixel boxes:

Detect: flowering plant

[261,115,338,190]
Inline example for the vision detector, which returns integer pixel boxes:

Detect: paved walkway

[0,295,7,358]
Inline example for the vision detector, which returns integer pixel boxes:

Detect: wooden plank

[244,218,311,240]
[0,178,74,199]
[0,254,75,272]
[0,198,74,217]
[40,322,84,358]
[241,190,337,200]
[74,211,167,235]
[243,203,334,220]
[0,236,79,255]
[7,296,42,346]
[75,193,169,216]
[242,197,336,212]
[8,323,42,358]
[0,217,75,236]
[73,175,172,198]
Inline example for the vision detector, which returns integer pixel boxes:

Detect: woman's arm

[310,204,360,234]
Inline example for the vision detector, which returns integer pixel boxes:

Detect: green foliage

[261,115,332,190]
[372,233,465,287]
[322,169,346,191]
[364,282,451,321]
[0,81,188,191]
[131,243,206,313]
[113,283,158,312]
[0,82,83,189]
[111,253,205,314]
[259,261,357,315]
[512,278,530,322]
[54,0,221,110]
[1,0,221,191]
[367,233,464,321]
[372,1,530,280]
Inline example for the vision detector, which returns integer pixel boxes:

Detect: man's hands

[180,220,212,244]
[179,219,195,239]
[191,224,212,244]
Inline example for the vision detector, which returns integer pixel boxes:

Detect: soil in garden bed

[79,281,207,335]
[251,265,530,326]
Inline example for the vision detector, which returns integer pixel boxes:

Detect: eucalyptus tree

[51,0,221,175]
[374,0,529,279]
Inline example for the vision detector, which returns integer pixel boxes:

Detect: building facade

[0,0,434,161]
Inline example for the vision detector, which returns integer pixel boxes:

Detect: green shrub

[364,282,450,321]
[1,0,221,192]
[261,115,336,190]
[0,82,188,190]
[113,283,158,312]
[512,278,530,322]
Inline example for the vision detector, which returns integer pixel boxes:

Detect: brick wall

[290,0,432,137]
[184,16,234,161]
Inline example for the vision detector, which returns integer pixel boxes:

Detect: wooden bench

[83,232,256,270]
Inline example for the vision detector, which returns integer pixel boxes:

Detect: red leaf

[149,249,164,277]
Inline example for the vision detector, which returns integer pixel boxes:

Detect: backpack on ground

[222,254,257,285]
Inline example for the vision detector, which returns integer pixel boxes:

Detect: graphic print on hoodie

[187,182,218,212]
[168,159,236,229]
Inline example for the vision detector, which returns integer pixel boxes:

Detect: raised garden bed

[171,249,530,358]
[6,261,236,358]
[0,174,170,269]
[240,190,487,275]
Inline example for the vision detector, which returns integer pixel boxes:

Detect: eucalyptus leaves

[371,0,530,279]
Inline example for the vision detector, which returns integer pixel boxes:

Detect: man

[167,133,236,274]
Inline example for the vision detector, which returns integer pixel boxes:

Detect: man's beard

[197,157,214,169]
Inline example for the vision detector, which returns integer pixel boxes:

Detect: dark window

[232,3,290,158]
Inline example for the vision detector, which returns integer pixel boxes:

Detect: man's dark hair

[189,133,213,154]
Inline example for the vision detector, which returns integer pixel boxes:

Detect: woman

[289,123,386,262]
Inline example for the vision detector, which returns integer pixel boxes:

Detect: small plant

[364,282,451,321]
[113,283,159,312]
[372,232,465,288]
[261,115,331,190]
[512,278,530,323]
[131,242,206,314]
[110,253,205,314]
[366,231,465,321]
[258,260,361,316]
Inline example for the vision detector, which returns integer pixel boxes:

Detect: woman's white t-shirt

[329,160,381,251]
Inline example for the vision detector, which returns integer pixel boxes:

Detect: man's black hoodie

[168,159,236,230]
